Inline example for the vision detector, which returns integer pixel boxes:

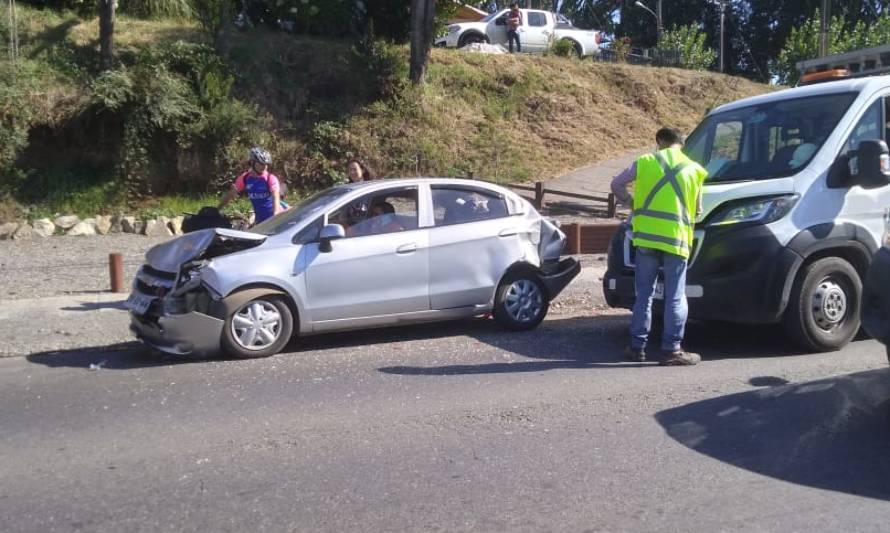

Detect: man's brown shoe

[624,346,646,362]
[660,350,701,366]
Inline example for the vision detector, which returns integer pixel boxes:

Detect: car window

[843,98,885,153]
[528,12,547,27]
[293,216,323,244]
[328,187,418,238]
[432,187,509,227]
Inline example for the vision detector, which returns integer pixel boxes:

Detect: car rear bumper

[130,311,224,356]
[541,257,581,299]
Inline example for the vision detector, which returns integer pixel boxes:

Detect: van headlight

[448,25,460,34]
[706,195,799,227]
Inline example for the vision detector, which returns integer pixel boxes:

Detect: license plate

[124,293,155,315]
[653,283,665,300]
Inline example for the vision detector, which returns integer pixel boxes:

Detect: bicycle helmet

[248,147,272,165]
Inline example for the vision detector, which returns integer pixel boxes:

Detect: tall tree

[98,0,114,70]
[409,0,436,84]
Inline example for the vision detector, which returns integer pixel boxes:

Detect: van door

[835,96,890,247]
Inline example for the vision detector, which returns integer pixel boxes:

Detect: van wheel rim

[231,301,281,350]
[812,278,847,330]
[505,280,543,323]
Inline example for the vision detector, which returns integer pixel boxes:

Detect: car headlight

[448,25,460,34]
[706,195,799,227]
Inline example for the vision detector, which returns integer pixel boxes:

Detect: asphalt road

[3,310,890,532]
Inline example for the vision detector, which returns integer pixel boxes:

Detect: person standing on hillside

[506,3,522,53]
[218,147,283,225]
[610,128,708,366]
[347,158,376,183]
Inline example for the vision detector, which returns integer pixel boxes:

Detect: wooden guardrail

[560,222,623,255]
[506,182,617,218]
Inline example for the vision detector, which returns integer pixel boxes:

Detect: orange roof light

[800,68,850,85]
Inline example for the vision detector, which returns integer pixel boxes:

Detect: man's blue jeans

[630,247,688,353]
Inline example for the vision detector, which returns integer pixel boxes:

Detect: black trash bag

[182,207,233,233]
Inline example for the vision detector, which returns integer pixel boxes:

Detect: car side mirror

[495,17,506,26]
[319,224,345,253]
[850,139,890,189]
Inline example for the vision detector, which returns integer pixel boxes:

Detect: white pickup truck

[435,8,602,58]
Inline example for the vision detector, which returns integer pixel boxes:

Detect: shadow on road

[61,300,127,311]
[656,368,890,500]
[376,316,824,376]
[26,342,207,370]
[22,312,869,373]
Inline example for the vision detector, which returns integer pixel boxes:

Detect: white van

[603,71,890,352]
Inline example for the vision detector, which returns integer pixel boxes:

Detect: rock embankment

[0,214,185,240]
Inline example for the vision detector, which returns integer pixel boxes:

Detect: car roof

[341,177,515,194]
[710,75,890,115]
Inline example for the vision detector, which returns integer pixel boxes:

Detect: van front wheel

[782,257,861,352]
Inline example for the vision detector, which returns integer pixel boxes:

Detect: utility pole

[718,0,725,72]
[656,0,663,43]
[819,0,830,58]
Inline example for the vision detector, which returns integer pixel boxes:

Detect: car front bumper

[861,247,890,359]
[130,311,224,357]
[603,222,800,324]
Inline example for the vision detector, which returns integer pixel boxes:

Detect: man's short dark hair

[655,128,683,146]
[511,3,519,8]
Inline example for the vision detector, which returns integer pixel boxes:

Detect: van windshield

[684,92,858,183]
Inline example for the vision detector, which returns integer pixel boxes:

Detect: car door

[522,10,552,52]
[304,186,430,323]
[428,186,521,309]
[487,9,509,46]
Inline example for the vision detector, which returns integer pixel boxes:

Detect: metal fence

[593,47,684,68]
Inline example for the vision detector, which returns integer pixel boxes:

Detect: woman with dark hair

[346,158,376,183]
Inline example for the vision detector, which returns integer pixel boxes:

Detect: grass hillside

[0,8,772,221]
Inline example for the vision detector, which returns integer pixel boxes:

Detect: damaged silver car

[127,178,581,358]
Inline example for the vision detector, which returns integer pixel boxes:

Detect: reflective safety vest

[632,147,707,259]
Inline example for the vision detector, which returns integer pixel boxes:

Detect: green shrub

[0,63,40,172]
[657,25,716,71]
[549,39,577,58]
[120,0,195,20]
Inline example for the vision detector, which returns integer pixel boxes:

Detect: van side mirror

[850,139,890,189]
[319,224,345,253]
[495,16,506,26]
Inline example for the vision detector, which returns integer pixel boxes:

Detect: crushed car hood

[146,228,266,273]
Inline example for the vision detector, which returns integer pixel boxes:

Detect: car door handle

[396,243,418,254]
[498,229,519,237]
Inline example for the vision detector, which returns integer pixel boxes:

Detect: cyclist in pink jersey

[218,147,284,224]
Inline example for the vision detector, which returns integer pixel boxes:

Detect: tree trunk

[409,0,436,84]
[98,0,115,70]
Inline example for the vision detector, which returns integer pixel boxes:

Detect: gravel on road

[0,235,170,300]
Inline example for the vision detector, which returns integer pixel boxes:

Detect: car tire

[493,271,549,331]
[782,257,862,352]
[569,41,583,59]
[459,33,487,47]
[221,294,294,359]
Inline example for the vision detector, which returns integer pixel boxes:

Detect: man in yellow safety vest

[610,128,708,366]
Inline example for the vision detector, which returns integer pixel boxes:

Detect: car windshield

[684,92,858,183]
[251,187,352,236]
